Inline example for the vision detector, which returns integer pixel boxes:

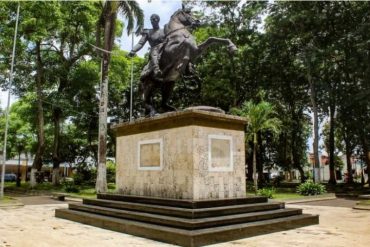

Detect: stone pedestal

[112,109,247,200]
[57,110,318,247]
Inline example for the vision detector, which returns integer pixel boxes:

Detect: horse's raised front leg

[197,37,237,56]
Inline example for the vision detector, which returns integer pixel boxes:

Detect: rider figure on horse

[128,14,165,80]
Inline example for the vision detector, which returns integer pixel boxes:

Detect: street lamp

[0,2,20,199]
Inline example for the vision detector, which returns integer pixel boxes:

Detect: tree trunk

[257,132,264,184]
[292,140,306,183]
[362,137,370,185]
[345,137,353,184]
[52,107,62,186]
[246,142,253,181]
[253,133,258,194]
[308,66,321,183]
[30,168,38,187]
[291,109,306,183]
[96,58,108,193]
[31,41,46,188]
[96,11,116,193]
[328,100,337,185]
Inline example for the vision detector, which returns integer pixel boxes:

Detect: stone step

[83,198,284,219]
[69,203,300,230]
[97,193,268,208]
[55,208,318,247]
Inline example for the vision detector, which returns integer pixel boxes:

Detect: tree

[233,98,281,194]
[14,1,61,187]
[95,0,143,193]
[44,1,99,185]
[0,96,37,186]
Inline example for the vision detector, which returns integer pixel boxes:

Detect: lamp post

[129,32,134,122]
[1,2,20,199]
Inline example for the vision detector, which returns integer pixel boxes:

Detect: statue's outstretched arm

[128,33,148,57]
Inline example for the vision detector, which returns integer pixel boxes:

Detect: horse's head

[170,6,200,29]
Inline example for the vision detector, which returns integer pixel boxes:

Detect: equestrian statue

[129,5,237,117]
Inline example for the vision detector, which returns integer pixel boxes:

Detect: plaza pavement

[0,197,369,247]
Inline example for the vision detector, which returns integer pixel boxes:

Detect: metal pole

[129,32,134,122]
[1,2,20,199]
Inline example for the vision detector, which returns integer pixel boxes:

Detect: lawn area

[0,196,13,204]
[0,196,20,206]
[358,200,370,205]
[273,192,306,200]
[3,182,116,199]
[247,188,333,201]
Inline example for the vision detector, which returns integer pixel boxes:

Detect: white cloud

[0,90,17,110]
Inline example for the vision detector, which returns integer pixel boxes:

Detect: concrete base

[56,194,319,247]
[112,110,248,200]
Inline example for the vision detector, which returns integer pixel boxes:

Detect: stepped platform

[55,194,318,247]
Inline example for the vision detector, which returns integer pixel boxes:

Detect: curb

[284,196,337,204]
[65,197,83,202]
[353,205,370,211]
[358,195,370,200]
[271,194,337,204]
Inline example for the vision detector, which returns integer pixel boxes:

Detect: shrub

[73,162,96,185]
[296,180,326,196]
[257,187,276,198]
[61,179,80,193]
[271,175,284,187]
[106,160,116,183]
[246,181,255,192]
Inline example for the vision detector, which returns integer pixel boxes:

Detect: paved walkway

[0,198,369,247]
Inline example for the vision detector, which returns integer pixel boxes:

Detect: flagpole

[1,2,20,199]
[129,32,134,122]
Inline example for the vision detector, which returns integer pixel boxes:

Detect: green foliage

[73,163,96,186]
[61,179,80,193]
[296,180,326,196]
[271,175,284,187]
[233,99,282,140]
[245,181,255,192]
[106,160,116,183]
[232,97,282,192]
[257,187,276,199]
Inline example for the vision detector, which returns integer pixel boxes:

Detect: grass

[358,200,370,205]
[0,196,18,205]
[248,187,332,200]
[273,192,306,200]
[4,181,116,199]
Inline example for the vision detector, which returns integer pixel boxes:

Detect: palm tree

[234,100,281,194]
[95,1,143,193]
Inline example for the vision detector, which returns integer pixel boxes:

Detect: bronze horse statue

[140,7,237,116]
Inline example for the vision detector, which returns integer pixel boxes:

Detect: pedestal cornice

[112,109,247,136]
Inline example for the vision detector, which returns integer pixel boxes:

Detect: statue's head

[150,14,160,28]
